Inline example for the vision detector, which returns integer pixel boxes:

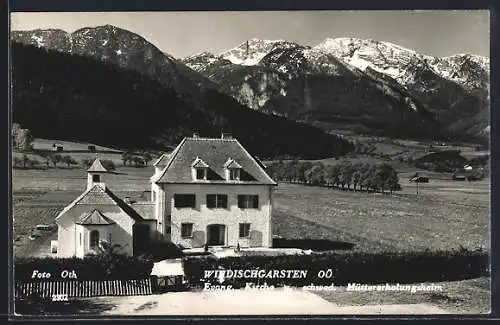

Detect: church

[54,134,277,258]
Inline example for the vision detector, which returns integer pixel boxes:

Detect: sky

[10,11,490,58]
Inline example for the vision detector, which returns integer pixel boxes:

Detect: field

[12,162,490,257]
[272,181,489,253]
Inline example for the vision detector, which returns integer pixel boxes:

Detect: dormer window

[196,168,206,180]
[223,158,242,181]
[191,157,209,181]
[230,169,240,181]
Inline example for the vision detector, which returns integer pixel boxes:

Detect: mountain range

[183,38,490,141]
[11,25,490,147]
[10,27,353,159]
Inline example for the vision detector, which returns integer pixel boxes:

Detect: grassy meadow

[11,137,490,258]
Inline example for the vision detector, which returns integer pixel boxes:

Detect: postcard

[9,9,491,317]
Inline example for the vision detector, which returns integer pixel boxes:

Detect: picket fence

[15,278,152,299]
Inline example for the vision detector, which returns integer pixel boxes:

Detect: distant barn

[52,143,63,152]
[409,175,429,183]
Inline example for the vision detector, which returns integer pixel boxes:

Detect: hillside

[11,42,354,159]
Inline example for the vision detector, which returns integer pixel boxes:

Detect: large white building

[54,134,277,257]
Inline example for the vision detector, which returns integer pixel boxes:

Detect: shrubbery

[100,159,116,171]
[182,248,489,288]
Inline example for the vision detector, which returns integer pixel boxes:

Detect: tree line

[13,153,77,169]
[266,160,401,194]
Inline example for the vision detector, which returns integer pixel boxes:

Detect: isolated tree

[13,157,21,168]
[386,170,400,194]
[12,124,34,152]
[22,154,30,169]
[101,159,116,171]
[304,164,324,185]
[121,152,133,166]
[133,156,144,167]
[142,152,153,166]
[62,155,74,168]
[50,154,62,168]
[29,158,40,169]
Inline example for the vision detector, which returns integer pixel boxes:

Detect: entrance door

[206,224,225,246]
[133,224,151,256]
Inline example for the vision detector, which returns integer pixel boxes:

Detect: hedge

[15,254,154,281]
[182,249,489,288]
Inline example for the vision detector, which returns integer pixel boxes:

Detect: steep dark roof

[129,202,155,220]
[153,153,170,167]
[56,184,144,223]
[155,137,276,185]
[87,158,108,172]
[76,209,116,225]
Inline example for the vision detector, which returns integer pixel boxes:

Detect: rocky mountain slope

[183,37,490,142]
[11,25,215,106]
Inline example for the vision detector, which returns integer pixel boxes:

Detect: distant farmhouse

[54,134,277,258]
[52,143,64,152]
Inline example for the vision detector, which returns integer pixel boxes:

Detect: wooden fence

[15,279,152,299]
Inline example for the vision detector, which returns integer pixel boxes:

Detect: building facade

[151,134,277,248]
[54,134,277,258]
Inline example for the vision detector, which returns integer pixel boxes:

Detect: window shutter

[238,195,243,208]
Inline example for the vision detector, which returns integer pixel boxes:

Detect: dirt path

[94,288,450,315]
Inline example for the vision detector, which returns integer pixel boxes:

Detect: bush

[147,242,183,262]
[15,253,154,281]
[100,159,116,171]
[182,249,489,288]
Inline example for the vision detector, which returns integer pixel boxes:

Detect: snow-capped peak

[219,38,299,66]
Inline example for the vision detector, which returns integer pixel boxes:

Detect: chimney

[221,132,233,139]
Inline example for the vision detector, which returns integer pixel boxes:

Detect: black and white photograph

[9,10,491,317]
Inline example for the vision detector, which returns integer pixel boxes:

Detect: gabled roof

[191,157,209,168]
[223,158,242,169]
[129,202,156,220]
[154,137,277,185]
[87,158,108,172]
[153,153,170,167]
[55,184,144,223]
[76,209,116,225]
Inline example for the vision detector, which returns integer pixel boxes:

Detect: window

[238,195,259,209]
[181,223,193,238]
[108,233,112,243]
[229,169,240,180]
[206,194,228,208]
[90,230,99,248]
[239,223,251,238]
[174,194,196,208]
[79,233,82,246]
[195,168,206,180]
[92,174,100,182]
